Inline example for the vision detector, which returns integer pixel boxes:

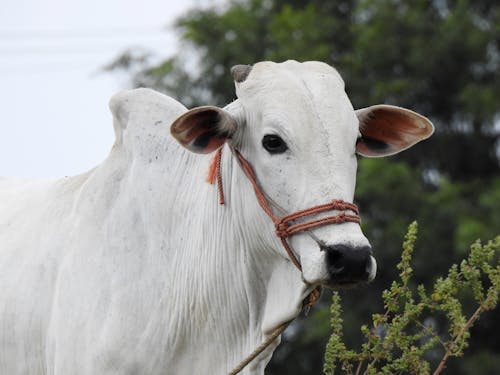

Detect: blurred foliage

[108,0,500,373]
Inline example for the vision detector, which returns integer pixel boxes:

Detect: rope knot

[275,221,289,238]
[331,199,359,215]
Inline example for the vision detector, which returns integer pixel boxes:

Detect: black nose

[324,244,373,284]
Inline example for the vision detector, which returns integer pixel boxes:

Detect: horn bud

[231,64,252,83]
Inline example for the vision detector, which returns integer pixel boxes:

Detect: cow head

[171,60,433,290]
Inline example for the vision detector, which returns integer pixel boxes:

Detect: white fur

[0,61,374,375]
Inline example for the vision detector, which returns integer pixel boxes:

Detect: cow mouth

[323,279,370,290]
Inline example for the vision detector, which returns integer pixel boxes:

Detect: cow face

[171,60,433,288]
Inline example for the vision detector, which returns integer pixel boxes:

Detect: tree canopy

[109,0,500,373]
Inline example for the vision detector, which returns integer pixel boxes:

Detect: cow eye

[262,134,288,154]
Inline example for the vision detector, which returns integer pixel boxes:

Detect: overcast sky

[0,0,207,178]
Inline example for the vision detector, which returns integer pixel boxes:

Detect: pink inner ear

[357,105,434,157]
[171,106,235,154]
[362,109,416,146]
[171,108,216,139]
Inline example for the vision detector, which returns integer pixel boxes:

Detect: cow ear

[170,106,237,154]
[355,105,434,157]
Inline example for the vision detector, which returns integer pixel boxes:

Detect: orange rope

[278,214,361,237]
[208,147,362,271]
[215,148,224,205]
[231,149,361,270]
[207,148,225,204]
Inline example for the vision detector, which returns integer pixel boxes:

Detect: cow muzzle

[322,244,376,287]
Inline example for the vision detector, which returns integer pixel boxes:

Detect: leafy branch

[324,222,500,375]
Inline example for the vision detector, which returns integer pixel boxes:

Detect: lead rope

[227,320,292,375]
[208,147,360,375]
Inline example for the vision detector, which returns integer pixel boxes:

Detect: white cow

[0,60,433,374]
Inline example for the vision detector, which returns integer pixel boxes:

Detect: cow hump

[108,88,187,150]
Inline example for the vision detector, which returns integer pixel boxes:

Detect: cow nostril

[324,244,373,283]
[326,248,345,275]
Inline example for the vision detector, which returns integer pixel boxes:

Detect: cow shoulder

[109,88,187,156]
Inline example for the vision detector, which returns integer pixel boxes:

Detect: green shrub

[324,222,500,375]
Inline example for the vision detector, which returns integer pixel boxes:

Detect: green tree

[108,1,500,373]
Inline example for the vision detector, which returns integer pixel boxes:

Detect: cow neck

[208,146,362,271]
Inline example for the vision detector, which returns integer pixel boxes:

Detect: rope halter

[208,147,362,271]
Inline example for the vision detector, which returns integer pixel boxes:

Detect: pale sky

[0,0,208,178]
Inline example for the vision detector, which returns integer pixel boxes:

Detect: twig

[354,360,364,375]
[361,308,393,375]
[432,305,484,375]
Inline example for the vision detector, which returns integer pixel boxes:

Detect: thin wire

[0,27,167,40]
[0,60,107,75]
[0,40,164,57]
